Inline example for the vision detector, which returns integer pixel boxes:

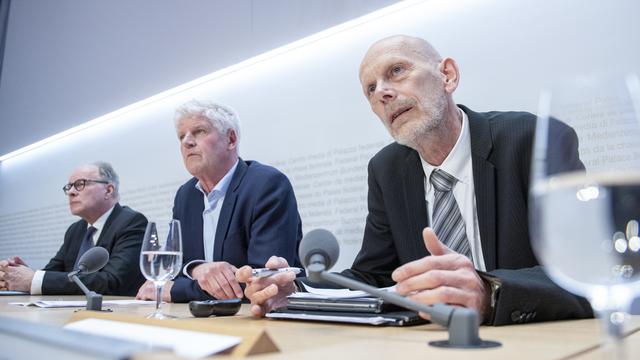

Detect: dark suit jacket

[170,159,303,303]
[342,105,593,325]
[42,203,147,296]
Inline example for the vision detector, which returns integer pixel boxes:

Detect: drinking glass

[140,220,183,319]
[530,73,640,359]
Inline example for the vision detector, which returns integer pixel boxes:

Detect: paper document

[10,299,156,308]
[65,318,241,358]
[0,290,29,296]
[290,282,396,299]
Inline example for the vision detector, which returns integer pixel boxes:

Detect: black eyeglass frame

[62,179,110,194]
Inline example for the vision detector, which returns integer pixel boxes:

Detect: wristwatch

[478,272,502,324]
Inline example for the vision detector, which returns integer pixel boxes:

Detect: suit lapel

[213,160,247,260]
[462,105,497,271]
[402,150,429,258]
[95,203,121,249]
[68,220,89,268]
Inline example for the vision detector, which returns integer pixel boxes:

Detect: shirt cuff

[182,260,206,280]
[30,270,45,295]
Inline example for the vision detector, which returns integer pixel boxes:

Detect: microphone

[67,247,110,311]
[298,229,339,282]
[78,246,109,273]
[298,229,500,349]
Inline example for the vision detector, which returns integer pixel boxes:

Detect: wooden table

[1,295,638,359]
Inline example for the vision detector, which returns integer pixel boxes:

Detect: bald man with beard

[237,35,593,326]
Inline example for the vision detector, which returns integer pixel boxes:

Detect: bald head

[359,35,442,79]
[357,35,461,157]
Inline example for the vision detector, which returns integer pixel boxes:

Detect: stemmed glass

[140,220,183,319]
[530,73,640,359]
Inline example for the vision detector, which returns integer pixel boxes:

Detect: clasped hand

[135,280,173,302]
[0,256,34,292]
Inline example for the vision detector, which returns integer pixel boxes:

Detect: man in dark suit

[0,162,147,296]
[237,35,593,325]
[136,100,302,302]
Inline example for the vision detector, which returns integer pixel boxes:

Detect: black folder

[286,296,386,313]
[266,307,428,326]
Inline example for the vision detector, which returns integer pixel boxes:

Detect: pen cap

[299,229,340,270]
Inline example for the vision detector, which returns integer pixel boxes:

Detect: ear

[105,183,115,196]
[227,129,238,150]
[438,57,460,93]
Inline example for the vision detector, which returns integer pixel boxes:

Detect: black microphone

[298,229,500,349]
[67,247,110,311]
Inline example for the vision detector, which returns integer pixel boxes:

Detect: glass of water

[530,73,640,359]
[140,220,183,319]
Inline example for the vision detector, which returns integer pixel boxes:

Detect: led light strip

[0,0,425,163]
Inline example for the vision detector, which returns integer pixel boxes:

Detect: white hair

[174,100,241,150]
[92,161,119,199]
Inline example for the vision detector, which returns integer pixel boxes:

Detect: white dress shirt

[30,205,115,294]
[183,160,238,278]
[420,107,486,271]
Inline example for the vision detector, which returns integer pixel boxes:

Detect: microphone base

[86,292,103,311]
[68,273,103,311]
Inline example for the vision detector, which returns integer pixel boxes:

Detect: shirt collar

[420,106,471,184]
[195,159,239,204]
[89,204,115,231]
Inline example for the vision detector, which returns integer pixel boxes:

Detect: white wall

[1,0,639,271]
[0,0,399,155]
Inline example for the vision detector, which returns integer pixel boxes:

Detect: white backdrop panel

[1,0,639,271]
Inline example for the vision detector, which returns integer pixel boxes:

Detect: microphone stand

[306,260,500,348]
[67,270,103,311]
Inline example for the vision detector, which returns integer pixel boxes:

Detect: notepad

[0,290,29,296]
[65,318,241,358]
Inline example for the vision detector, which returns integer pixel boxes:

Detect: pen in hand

[251,267,302,278]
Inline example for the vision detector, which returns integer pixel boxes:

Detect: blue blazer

[170,159,303,302]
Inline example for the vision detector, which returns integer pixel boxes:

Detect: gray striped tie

[430,169,472,260]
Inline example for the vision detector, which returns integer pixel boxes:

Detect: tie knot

[87,226,97,237]
[430,169,457,191]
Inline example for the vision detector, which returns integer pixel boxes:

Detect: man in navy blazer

[136,100,302,302]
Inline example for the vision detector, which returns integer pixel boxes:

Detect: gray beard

[391,99,446,149]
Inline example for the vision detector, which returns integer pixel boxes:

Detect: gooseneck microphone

[298,229,500,349]
[298,229,339,282]
[67,247,110,311]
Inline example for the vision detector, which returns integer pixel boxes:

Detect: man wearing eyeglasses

[0,162,147,296]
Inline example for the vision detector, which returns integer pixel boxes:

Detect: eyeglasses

[62,179,109,195]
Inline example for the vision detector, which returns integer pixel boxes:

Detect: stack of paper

[267,283,421,326]
[11,299,155,308]
[289,282,396,299]
[0,290,29,296]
